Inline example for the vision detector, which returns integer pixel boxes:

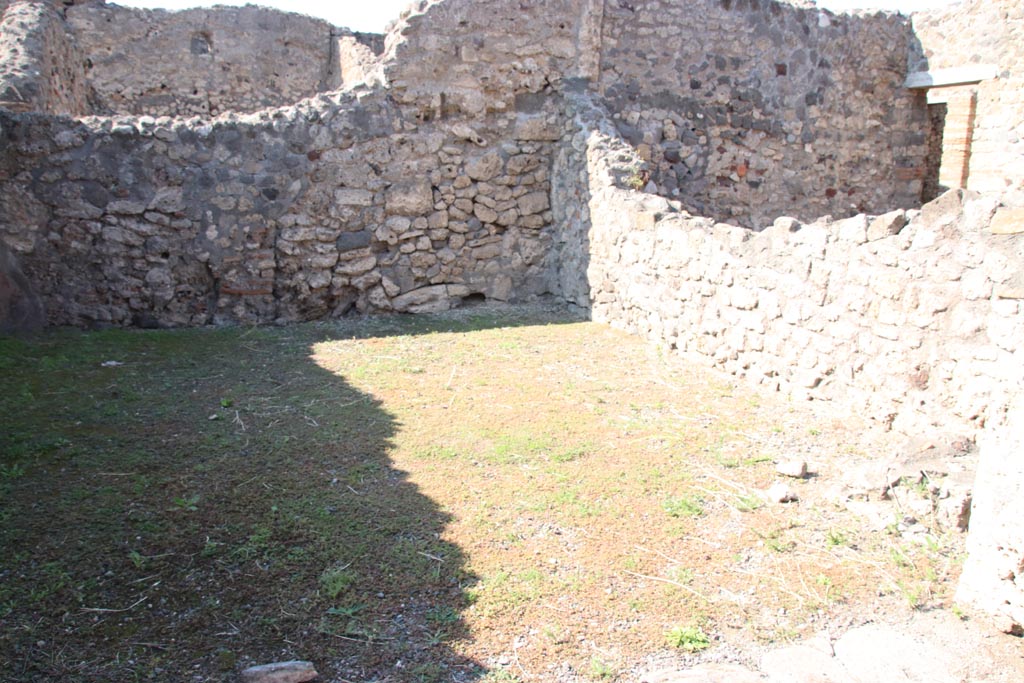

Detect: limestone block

[835,214,868,244]
[989,207,1024,235]
[643,664,763,683]
[517,191,550,216]
[240,660,318,683]
[335,188,374,206]
[392,284,452,313]
[465,152,504,181]
[335,254,376,276]
[473,204,499,224]
[868,210,908,241]
[385,180,433,216]
[513,115,560,141]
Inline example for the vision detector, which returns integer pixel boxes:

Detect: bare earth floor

[1,302,1021,682]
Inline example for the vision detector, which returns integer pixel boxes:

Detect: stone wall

[381,0,601,119]
[0,86,561,325]
[0,0,90,114]
[64,4,339,117]
[912,0,1024,196]
[552,90,1024,631]
[597,0,926,228]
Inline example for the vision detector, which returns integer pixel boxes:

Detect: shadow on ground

[0,303,581,682]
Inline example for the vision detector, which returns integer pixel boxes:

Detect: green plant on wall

[625,165,650,191]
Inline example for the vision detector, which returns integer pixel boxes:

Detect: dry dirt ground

[1,301,1020,682]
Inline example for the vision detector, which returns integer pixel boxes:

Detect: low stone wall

[0,0,90,115]
[555,90,1024,631]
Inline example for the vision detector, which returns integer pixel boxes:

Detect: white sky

[114,1,964,33]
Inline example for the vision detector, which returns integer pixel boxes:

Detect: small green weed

[826,528,849,548]
[760,528,795,553]
[890,546,912,568]
[0,463,26,480]
[667,566,694,584]
[326,603,365,618]
[426,605,459,625]
[733,494,763,512]
[172,494,200,512]
[665,625,711,652]
[590,657,616,680]
[319,565,356,600]
[127,550,147,570]
[663,495,704,518]
[481,669,522,683]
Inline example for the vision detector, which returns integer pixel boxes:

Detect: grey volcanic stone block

[0,241,44,334]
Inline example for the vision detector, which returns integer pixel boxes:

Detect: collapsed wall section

[598,0,926,228]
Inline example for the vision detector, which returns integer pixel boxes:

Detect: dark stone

[190,33,212,55]
[81,181,110,208]
[337,230,372,251]
[262,188,279,200]
[0,241,45,334]
[132,313,162,329]
[690,79,702,90]
[514,92,546,113]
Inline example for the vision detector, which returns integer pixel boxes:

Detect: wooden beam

[905,65,998,89]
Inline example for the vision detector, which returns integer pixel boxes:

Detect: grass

[663,494,704,518]
[0,303,968,682]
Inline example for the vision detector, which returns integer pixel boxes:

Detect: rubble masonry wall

[0,0,89,114]
[596,0,926,229]
[65,4,337,117]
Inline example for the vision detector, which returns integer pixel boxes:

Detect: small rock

[989,207,1024,235]
[643,664,763,683]
[993,613,1024,637]
[766,482,798,503]
[776,460,808,478]
[240,660,318,683]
